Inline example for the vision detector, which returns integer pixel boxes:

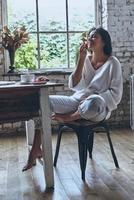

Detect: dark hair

[88,27,112,56]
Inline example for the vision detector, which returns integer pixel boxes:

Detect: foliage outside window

[7,0,95,70]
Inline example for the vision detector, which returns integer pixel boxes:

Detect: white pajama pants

[29,95,108,149]
[49,94,107,122]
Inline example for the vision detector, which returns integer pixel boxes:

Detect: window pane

[7,0,96,69]
[68,0,95,31]
[7,0,36,31]
[40,34,67,68]
[38,0,66,31]
[69,33,83,68]
[15,34,38,69]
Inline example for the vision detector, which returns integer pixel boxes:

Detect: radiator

[130,75,134,129]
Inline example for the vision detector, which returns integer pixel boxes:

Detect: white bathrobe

[47,55,123,121]
[68,55,123,116]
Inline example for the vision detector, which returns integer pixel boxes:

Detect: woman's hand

[79,42,88,60]
[35,76,49,82]
[71,42,87,87]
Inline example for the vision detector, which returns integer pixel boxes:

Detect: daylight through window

[7,0,95,69]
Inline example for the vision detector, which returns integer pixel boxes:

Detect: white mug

[21,74,35,83]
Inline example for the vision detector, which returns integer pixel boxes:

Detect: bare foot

[22,147,42,172]
[52,112,81,122]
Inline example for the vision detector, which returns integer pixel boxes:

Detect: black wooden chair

[53,119,119,181]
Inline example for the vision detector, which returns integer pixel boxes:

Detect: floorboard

[0,129,134,200]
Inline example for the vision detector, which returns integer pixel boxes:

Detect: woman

[23,27,123,171]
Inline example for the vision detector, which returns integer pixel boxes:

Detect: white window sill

[3,69,73,76]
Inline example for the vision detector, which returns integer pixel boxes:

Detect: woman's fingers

[80,42,88,52]
[78,42,88,60]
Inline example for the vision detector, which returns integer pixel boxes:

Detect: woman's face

[87,30,105,52]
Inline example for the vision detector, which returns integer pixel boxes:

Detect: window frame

[3,0,102,72]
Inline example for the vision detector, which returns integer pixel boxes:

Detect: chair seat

[59,119,105,127]
[54,119,119,181]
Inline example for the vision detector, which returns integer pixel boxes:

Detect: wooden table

[0,82,63,189]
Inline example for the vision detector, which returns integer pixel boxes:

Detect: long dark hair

[88,27,112,56]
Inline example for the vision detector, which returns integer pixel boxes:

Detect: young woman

[22,27,123,171]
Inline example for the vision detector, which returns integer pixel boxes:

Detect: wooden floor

[0,129,134,200]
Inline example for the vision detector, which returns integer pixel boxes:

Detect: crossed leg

[22,95,106,171]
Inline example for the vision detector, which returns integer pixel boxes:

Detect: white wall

[102,0,134,81]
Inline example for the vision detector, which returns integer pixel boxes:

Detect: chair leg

[76,127,88,181]
[88,131,94,159]
[53,126,63,167]
[105,127,119,168]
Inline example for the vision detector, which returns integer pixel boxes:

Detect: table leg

[25,120,35,146]
[40,88,54,189]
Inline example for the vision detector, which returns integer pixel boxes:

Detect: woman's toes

[22,162,34,172]
[22,154,35,172]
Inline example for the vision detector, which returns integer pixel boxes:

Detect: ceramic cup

[21,74,35,83]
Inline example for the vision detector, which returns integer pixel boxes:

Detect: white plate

[32,81,47,85]
[19,81,33,85]
[19,81,47,85]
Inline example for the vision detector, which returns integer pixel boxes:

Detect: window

[7,0,95,69]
